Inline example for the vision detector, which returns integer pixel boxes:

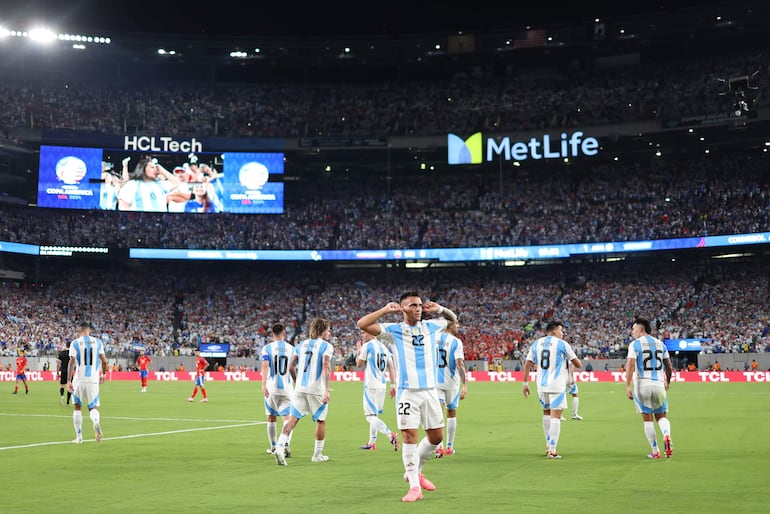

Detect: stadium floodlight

[0,27,10,38]
[28,27,57,43]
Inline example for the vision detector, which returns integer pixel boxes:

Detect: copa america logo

[55,156,87,184]
[239,161,270,190]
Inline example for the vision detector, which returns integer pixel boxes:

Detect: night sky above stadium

[0,0,735,37]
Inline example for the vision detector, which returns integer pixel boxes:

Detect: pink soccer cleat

[402,487,423,502]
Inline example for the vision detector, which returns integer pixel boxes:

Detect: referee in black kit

[57,340,72,406]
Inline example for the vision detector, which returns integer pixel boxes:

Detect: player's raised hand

[423,301,440,313]
[383,302,402,313]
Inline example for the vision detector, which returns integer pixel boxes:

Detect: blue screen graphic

[37,146,284,214]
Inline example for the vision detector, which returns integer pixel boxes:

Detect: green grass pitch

[2,379,767,513]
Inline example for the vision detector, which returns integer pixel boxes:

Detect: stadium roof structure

[0,0,768,77]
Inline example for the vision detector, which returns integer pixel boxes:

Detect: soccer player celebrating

[358,293,457,503]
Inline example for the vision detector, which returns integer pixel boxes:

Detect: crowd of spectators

[2,259,769,368]
[0,46,766,140]
[1,29,769,369]
[1,148,768,250]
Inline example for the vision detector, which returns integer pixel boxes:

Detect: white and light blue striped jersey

[379,319,447,390]
[99,183,118,210]
[357,338,393,389]
[293,338,334,395]
[69,335,106,384]
[118,179,172,212]
[436,331,465,386]
[627,335,669,383]
[525,335,577,393]
[260,340,294,393]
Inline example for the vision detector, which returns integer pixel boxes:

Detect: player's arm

[663,357,673,390]
[100,354,109,382]
[321,354,331,403]
[288,354,298,382]
[570,356,582,369]
[67,356,77,391]
[386,357,397,399]
[260,359,270,396]
[423,301,457,324]
[521,359,533,398]
[357,302,401,336]
[624,357,636,399]
[355,339,369,368]
[457,357,468,399]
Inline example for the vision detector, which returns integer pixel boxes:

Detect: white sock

[276,432,289,451]
[89,409,100,425]
[402,443,419,487]
[286,429,293,445]
[73,410,83,437]
[572,398,580,416]
[542,415,551,446]
[368,416,389,437]
[549,418,561,452]
[658,417,671,438]
[417,436,438,470]
[267,421,277,447]
[314,439,325,456]
[446,417,457,447]
[644,421,658,450]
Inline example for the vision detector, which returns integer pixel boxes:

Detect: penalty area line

[0,421,261,451]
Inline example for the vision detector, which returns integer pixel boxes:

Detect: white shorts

[72,381,101,410]
[538,391,568,411]
[289,391,328,422]
[363,386,387,416]
[633,380,668,414]
[396,388,444,431]
[437,382,461,410]
[264,390,293,417]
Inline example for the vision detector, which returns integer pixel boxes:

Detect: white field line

[0,414,264,451]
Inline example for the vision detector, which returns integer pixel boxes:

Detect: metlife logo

[447,131,600,165]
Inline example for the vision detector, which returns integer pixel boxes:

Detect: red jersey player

[136,349,152,392]
[13,350,29,394]
[187,349,209,402]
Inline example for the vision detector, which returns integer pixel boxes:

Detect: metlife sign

[448,131,600,165]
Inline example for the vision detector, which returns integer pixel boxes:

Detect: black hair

[634,317,652,334]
